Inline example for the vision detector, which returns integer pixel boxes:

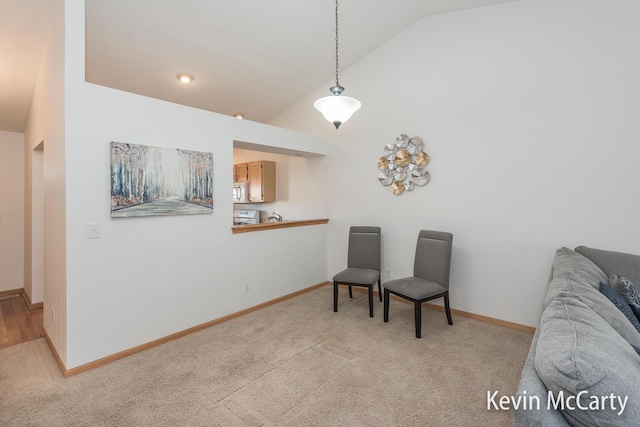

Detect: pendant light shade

[315,0,360,129]
[314,94,361,129]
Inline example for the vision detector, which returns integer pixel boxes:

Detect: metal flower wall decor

[377,134,430,195]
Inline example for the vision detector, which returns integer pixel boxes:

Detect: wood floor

[0,294,44,349]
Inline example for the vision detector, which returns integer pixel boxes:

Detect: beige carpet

[0,285,533,426]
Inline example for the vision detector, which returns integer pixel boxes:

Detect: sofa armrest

[514,329,569,426]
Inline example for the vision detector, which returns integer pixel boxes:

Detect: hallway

[0,294,43,348]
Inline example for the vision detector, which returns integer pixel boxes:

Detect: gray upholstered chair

[333,226,382,317]
[383,230,453,338]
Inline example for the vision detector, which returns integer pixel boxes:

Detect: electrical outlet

[52,308,55,323]
[386,268,391,279]
[244,281,250,292]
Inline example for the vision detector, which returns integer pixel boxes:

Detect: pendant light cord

[313,0,361,129]
[334,0,340,87]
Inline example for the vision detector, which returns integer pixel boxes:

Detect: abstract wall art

[377,134,430,195]
[110,142,213,217]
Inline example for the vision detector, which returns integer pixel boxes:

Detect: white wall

[0,131,25,293]
[23,0,67,360]
[271,0,640,327]
[57,0,330,369]
[63,86,330,369]
[30,142,45,304]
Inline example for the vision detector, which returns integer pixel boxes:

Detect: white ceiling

[0,0,513,133]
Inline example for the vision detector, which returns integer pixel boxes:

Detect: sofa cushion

[551,247,607,290]
[514,329,573,427]
[609,275,640,321]
[543,271,640,349]
[535,297,640,426]
[599,282,640,334]
[576,246,640,285]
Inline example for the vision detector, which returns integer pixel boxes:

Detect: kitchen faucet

[268,212,283,222]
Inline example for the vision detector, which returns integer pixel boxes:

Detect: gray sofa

[514,246,640,426]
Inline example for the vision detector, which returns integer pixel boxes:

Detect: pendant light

[314,0,361,129]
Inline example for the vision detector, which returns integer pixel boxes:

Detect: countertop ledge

[232,219,329,234]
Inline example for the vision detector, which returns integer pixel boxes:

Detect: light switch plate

[86,222,101,239]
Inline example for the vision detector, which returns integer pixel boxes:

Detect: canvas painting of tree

[110,142,213,217]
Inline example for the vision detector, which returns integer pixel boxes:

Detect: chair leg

[444,291,453,325]
[333,281,338,312]
[383,289,390,322]
[414,302,422,338]
[348,285,353,298]
[368,286,374,317]
[377,278,382,301]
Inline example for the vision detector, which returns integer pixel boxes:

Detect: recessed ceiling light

[177,74,193,83]
[234,113,244,119]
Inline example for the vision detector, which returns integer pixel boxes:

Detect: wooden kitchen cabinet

[248,161,276,203]
[233,163,249,182]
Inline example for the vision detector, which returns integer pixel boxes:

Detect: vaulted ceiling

[0,0,513,133]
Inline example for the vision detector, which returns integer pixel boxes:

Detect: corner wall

[60,0,330,369]
[62,86,330,369]
[0,131,25,293]
[24,0,66,360]
[271,0,640,327]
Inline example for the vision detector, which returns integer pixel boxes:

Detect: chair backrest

[413,230,453,289]
[347,226,381,271]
